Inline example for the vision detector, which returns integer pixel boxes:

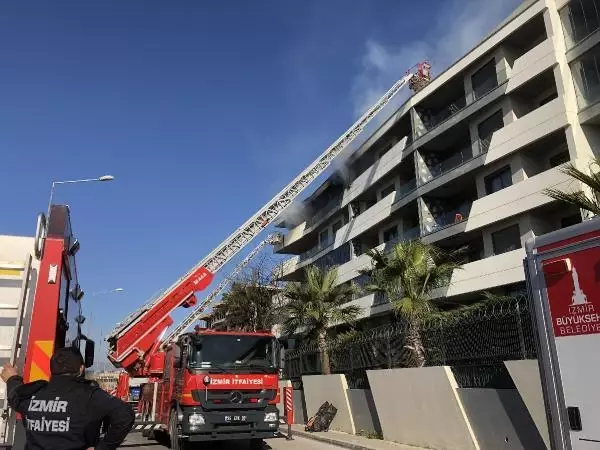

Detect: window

[550,151,570,167]
[471,59,498,99]
[383,225,398,243]
[572,46,600,108]
[492,224,521,255]
[380,183,396,199]
[561,0,600,48]
[484,166,512,194]
[477,110,504,151]
[561,214,582,228]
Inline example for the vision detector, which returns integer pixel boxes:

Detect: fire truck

[0,205,94,449]
[138,329,282,449]
[105,63,431,447]
[525,216,600,449]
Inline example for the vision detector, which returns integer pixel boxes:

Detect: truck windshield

[188,335,277,373]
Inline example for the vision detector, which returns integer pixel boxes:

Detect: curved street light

[48,174,115,216]
[91,288,124,297]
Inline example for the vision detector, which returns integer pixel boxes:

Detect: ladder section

[108,67,420,372]
[162,233,281,346]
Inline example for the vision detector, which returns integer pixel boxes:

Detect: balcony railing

[312,243,352,271]
[425,96,468,130]
[426,202,472,234]
[398,178,417,197]
[306,195,343,228]
[299,240,333,262]
[426,147,472,180]
[383,226,421,248]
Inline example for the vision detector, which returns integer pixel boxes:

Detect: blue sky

[0,0,520,368]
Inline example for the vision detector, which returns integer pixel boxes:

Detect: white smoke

[351,0,522,118]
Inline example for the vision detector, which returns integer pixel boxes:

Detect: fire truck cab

[140,329,281,450]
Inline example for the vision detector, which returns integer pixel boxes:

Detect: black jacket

[7,374,135,450]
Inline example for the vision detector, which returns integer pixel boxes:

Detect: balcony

[419,147,473,185]
[465,163,578,232]
[305,195,343,228]
[422,202,472,236]
[342,137,413,207]
[485,98,568,165]
[430,249,526,299]
[420,97,468,132]
[506,40,557,94]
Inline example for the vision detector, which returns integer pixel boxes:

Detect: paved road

[119,432,339,449]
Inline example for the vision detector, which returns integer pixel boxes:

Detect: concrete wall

[430,249,525,299]
[505,360,550,449]
[458,388,547,449]
[342,138,410,208]
[485,98,568,165]
[347,389,382,436]
[465,164,575,232]
[302,374,356,434]
[293,390,307,424]
[367,366,478,450]
[506,39,557,94]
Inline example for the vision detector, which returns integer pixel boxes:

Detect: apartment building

[273,0,600,325]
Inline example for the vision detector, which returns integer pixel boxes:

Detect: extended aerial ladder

[160,233,282,348]
[107,62,431,376]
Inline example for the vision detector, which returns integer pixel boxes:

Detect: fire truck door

[528,240,600,449]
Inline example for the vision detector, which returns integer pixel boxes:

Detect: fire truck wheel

[169,411,188,450]
[250,438,263,450]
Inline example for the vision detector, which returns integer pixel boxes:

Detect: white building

[274,0,599,325]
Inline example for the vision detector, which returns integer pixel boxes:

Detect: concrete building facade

[273,0,600,325]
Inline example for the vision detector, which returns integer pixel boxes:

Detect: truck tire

[250,438,263,450]
[169,411,187,450]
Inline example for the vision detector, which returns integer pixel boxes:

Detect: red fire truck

[0,205,94,449]
[137,328,282,449]
[106,65,428,446]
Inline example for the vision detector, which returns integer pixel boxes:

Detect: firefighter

[0,347,135,450]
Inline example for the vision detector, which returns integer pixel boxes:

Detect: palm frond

[544,188,600,215]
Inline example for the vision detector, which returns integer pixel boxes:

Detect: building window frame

[491,224,521,255]
[484,165,512,195]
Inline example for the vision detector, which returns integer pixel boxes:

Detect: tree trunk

[317,329,331,375]
[404,319,425,367]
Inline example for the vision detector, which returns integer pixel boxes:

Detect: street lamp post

[47,174,115,217]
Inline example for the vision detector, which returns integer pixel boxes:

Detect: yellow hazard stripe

[29,340,53,382]
[0,268,23,277]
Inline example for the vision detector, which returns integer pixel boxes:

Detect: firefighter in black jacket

[0,347,135,450]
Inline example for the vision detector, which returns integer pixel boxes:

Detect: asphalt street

[118,432,340,449]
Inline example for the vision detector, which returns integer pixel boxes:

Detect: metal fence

[283,295,537,389]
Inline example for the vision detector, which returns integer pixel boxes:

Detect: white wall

[301,374,356,434]
[368,367,479,449]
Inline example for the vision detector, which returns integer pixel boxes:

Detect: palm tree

[281,266,361,375]
[219,281,278,332]
[544,158,600,216]
[361,240,464,367]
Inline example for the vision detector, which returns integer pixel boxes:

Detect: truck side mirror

[84,340,95,368]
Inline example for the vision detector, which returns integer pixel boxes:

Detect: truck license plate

[224,415,247,422]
